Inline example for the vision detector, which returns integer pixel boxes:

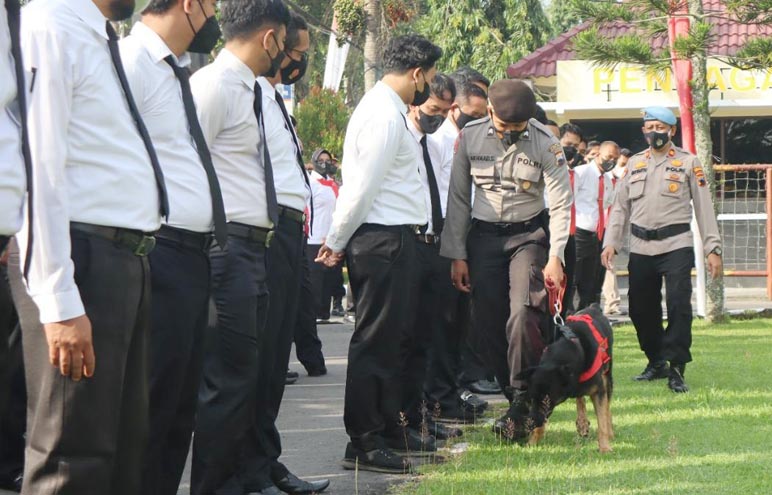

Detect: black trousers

[295,243,325,371]
[0,240,13,421]
[562,234,577,315]
[403,241,460,422]
[141,234,211,495]
[9,231,151,495]
[240,217,305,491]
[344,224,419,450]
[574,228,605,311]
[307,242,332,319]
[457,293,495,387]
[0,318,24,488]
[192,236,268,495]
[467,222,549,391]
[628,247,694,365]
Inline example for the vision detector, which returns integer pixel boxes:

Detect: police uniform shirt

[307,169,337,246]
[325,81,426,252]
[191,48,270,229]
[20,0,162,324]
[119,22,213,233]
[441,117,573,263]
[406,118,445,235]
[573,160,614,233]
[604,144,722,257]
[0,3,25,237]
[257,76,309,212]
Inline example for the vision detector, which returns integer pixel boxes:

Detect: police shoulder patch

[549,143,563,155]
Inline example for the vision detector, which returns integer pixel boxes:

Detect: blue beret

[642,106,677,126]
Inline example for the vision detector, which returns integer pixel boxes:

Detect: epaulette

[528,119,555,138]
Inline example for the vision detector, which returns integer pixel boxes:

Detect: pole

[767,169,772,299]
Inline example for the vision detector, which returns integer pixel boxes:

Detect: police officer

[602,106,722,393]
[441,80,572,437]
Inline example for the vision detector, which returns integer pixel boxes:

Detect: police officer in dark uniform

[602,106,722,393]
[441,80,572,436]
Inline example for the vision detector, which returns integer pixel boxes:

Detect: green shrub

[295,87,351,163]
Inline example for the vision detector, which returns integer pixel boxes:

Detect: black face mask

[412,72,431,106]
[418,109,444,135]
[314,159,336,177]
[600,159,616,173]
[645,130,671,150]
[501,129,524,148]
[187,1,221,54]
[263,33,286,78]
[455,109,477,130]
[281,53,308,85]
[563,145,577,161]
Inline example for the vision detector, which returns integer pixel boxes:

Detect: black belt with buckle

[0,235,9,254]
[279,206,306,224]
[70,222,156,257]
[631,223,691,241]
[156,225,213,252]
[415,233,440,245]
[227,222,274,248]
[474,217,542,236]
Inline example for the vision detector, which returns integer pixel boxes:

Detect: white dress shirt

[326,81,426,251]
[407,118,446,235]
[573,161,615,232]
[191,48,270,229]
[257,77,309,212]
[120,22,213,233]
[307,170,337,245]
[20,0,162,323]
[429,117,458,216]
[0,3,25,236]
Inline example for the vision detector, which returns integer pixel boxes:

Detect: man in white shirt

[239,13,330,495]
[316,34,442,474]
[118,1,225,494]
[188,1,290,494]
[11,0,169,494]
[572,141,620,310]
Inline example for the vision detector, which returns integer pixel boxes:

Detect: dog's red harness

[567,314,611,383]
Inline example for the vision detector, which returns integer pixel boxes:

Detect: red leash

[545,275,567,317]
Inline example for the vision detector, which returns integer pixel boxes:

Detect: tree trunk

[688,0,726,322]
[363,0,380,91]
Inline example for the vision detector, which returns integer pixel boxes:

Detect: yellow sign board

[556,60,772,105]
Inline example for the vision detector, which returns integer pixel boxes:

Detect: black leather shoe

[341,443,411,474]
[425,420,463,440]
[247,485,283,495]
[467,379,502,395]
[492,389,530,441]
[306,366,327,377]
[274,473,330,494]
[668,364,689,393]
[0,472,22,492]
[459,390,488,412]
[433,405,479,424]
[633,361,669,381]
[286,370,299,385]
[385,427,437,456]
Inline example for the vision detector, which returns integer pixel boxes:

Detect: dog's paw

[576,418,591,437]
[599,444,613,454]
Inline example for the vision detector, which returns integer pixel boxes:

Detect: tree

[294,87,352,162]
[570,0,772,322]
[548,0,583,35]
[414,0,553,81]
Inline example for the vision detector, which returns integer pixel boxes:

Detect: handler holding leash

[602,106,722,393]
[441,80,572,437]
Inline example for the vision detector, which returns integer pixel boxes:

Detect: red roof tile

[507,0,772,78]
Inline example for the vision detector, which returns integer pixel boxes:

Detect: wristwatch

[710,247,722,256]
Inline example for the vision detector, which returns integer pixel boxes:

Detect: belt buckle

[265,230,275,248]
[134,235,156,257]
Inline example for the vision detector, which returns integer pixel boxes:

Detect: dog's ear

[516,367,538,381]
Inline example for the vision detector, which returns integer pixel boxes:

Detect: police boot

[668,363,689,393]
[633,361,669,381]
[492,388,530,441]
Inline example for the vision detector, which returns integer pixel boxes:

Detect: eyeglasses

[285,48,308,63]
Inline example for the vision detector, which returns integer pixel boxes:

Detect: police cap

[642,106,677,126]
[489,80,536,124]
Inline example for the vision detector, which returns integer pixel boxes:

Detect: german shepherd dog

[516,304,614,452]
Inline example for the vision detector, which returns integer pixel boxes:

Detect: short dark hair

[560,123,584,140]
[534,105,548,125]
[547,119,558,126]
[221,0,291,42]
[588,140,601,148]
[620,147,632,157]
[382,34,442,75]
[452,66,490,91]
[143,0,176,15]
[430,73,456,102]
[286,12,309,52]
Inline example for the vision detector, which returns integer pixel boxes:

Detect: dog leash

[545,275,567,327]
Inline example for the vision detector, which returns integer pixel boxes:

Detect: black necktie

[105,21,169,219]
[5,0,32,277]
[273,89,313,234]
[253,82,279,226]
[163,56,227,247]
[420,136,443,235]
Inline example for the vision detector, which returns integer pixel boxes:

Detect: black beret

[489,80,537,123]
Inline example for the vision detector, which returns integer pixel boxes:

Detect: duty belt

[474,218,542,236]
[279,206,306,224]
[227,222,274,248]
[415,233,440,245]
[631,223,691,241]
[156,225,213,252]
[70,222,156,257]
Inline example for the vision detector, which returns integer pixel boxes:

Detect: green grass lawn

[397,318,772,495]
